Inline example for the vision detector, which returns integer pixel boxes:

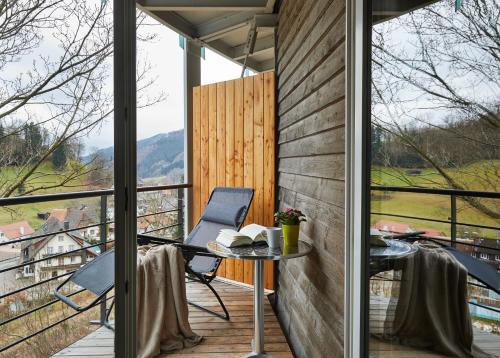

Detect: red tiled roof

[373,220,413,234]
[48,208,68,222]
[416,228,446,237]
[0,221,34,240]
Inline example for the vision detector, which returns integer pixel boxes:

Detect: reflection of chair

[443,246,499,295]
[138,187,254,321]
[396,233,500,295]
[54,249,115,330]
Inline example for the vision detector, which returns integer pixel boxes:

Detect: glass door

[367,0,500,356]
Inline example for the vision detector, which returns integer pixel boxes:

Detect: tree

[372,0,500,219]
[0,0,163,197]
[52,143,67,170]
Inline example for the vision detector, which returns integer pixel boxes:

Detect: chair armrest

[54,289,84,311]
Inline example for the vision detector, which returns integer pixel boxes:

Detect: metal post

[99,195,108,323]
[450,195,457,247]
[90,195,109,326]
[183,39,201,234]
[114,0,137,355]
[177,187,184,239]
[245,260,272,358]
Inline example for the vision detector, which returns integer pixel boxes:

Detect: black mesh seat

[395,234,500,295]
[138,187,254,320]
[54,249,115,330]
[444,246,500,294]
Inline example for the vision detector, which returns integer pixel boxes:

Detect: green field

[0,162,101,230]
[371,163,500,239]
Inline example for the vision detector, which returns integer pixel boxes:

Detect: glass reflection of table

[370,239,417,276]
[207,241,313,358]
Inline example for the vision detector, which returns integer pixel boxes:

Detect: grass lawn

[371,162,500,239]
[0,162,102,230]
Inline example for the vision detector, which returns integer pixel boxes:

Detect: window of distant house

[47,247,53,254]
[70,256,76,263]
[480,253,488,260]
[69,244,75,251]
[90,229,95,235]
[496,255,500,262]
[58,246,63,253]
[47,259,52,265]
[58,258,64,266]
[58,235,64,241]
[0,232,4,239]
[52,271,57,278]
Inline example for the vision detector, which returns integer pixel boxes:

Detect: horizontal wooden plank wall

[275,0,346,357]
[192,73,276,290]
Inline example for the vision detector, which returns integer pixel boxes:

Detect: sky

[85,19,244,153]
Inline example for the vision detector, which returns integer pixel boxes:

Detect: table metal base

[244,260,275,358]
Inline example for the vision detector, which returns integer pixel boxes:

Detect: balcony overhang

[136,0,277,73]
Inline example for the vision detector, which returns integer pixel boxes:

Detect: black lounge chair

[442,246,499,294]
[54,248,115,330]
[138,187,254,320]
[394,233,500,295]
[55,187,253,324]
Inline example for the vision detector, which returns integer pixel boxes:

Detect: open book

[216,224,268,248]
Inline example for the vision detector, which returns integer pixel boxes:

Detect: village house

[0,221,34,246]
[18,214,99,282]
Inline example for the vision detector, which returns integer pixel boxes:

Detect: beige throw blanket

[136,245,202,358]
[386,243,492,358]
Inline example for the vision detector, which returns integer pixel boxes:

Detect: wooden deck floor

[52,280,293,358]
[369,295,500,357]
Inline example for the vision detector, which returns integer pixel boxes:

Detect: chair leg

[103,298,115,331]
[188,280,230,321]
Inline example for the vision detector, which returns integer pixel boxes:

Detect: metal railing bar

[371,211,499,231]
[2,207,181,248]
[468,300,500,314]
[0,255,19,263]
[136,208,178,219]
[0,240,115,274]
[141,223,181,234]
[0,220,114,248]
[0,289,85,326]
[0,183,192,207]
[424,237,500,252]
[0,270,77,300]
[0,295,114,353]
[371,185,500,199]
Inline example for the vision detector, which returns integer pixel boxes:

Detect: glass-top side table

[370,239,418,276]
[207,241,313,358]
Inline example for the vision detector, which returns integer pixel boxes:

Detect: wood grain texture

[52,281,294,358]
[192,74,276,289]
[200,85,210,209]
[224,80,236,281]
[243,76,254,285]
[275,0,347,357]
[193,87,201,222]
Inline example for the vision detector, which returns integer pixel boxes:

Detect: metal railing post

[177,187,184,239]
[450,194,457,247]
[92,195,108,325]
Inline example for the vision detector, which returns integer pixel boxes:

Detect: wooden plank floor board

[369,295,500,358]
[52,280,293,358]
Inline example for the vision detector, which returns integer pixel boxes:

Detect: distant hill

[85,129,184,179]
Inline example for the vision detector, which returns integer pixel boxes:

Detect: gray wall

[275,0,346,356]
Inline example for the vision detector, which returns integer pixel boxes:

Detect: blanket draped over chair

[136,245,202,358]
[385,243,493,358]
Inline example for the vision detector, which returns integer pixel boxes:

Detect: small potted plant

[274,208,306,247]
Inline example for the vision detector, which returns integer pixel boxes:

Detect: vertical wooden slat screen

[191,72,276,289]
